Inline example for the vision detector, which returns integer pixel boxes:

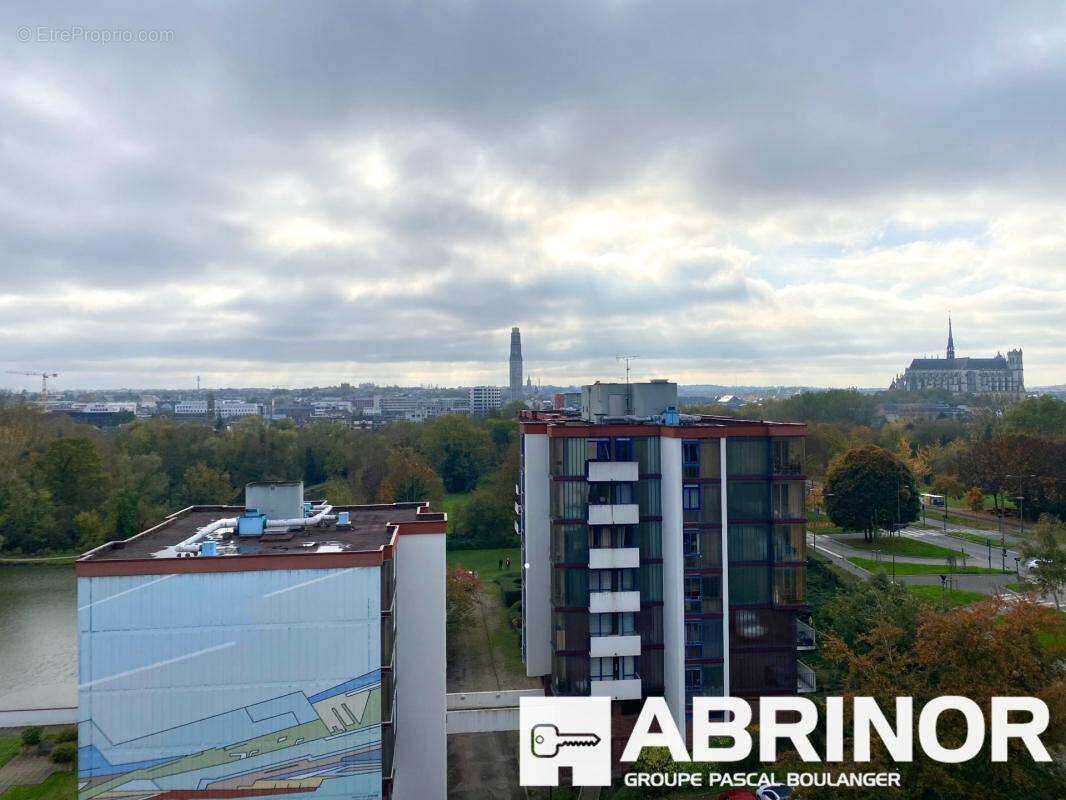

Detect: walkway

[0,754,59,793]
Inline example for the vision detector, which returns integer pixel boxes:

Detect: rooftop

[79,502,442,563]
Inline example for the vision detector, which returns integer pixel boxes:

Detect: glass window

[551,437,586,476]
[553,654,590,695]
[589,482,611,505]
[686,666,703,690]
[552,524,589,563]
[639,562,663,601]
[614,438,634,462]
[774,566,806,605]
[728,481,769,520]
[699,439,722,478]
[727,438,768,476]
[728,524,769,562]
[614,482,634,504]
[635,479,661,516]
[551,567,589,607]
[772,438,805,476]
[635,437,661,474]
[684,575,702,604]
[729,566,770,605]
[588,438,611,462]
[553,612,589,651]
[683,440,700,478]
[591,656,613,681]
[637,522,662,558]
[773,524,805,562]
[685,621,703,645]
[683,529,700,557]
[683,484,700,511]
[772,482,805,520]
[551,480,587,518]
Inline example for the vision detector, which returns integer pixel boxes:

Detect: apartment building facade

[76,485,446,800]
[518,382,811,742]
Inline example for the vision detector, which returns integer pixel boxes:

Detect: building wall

[393,531,447,800]
[660,436,685,728]
[521,432,551,677]
[78,568,384,800]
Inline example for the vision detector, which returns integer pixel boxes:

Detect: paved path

[0,753,59,793]
[447,732,524,800]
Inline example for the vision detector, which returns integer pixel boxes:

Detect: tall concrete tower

[946,315,956,360]
[509,327,523,399]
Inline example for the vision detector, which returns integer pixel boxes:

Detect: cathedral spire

[946,314,955,360]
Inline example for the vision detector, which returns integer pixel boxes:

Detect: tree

[810,597,1066,800]
[964,486,985,513]
[72,509,110,550]
[180,463,235,505]
[376,447,445,505]
[418,415,493,493]
[40,436,106,508]
[1004,395,1066,438]
[824,445,919,540]
[1020,515,1066,609]
[932,473,964,499]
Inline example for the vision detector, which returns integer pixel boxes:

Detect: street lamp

[1014,556,1021,579]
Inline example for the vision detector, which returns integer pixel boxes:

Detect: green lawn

[906,584,986,608]
[446,547,520,581]
[848,557,1007,575]
[0,771,75,800]
[844,537,963,559]
[1005,580,1037,593]
[0,736,19,770]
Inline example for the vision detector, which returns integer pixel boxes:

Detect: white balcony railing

[590,634,641,658]
[796,619,816,650]
[590,677,642,701]
[588,547,640,570]
[798,660,817,693]
[588,503,639,526]
[587,461,639,483]
[589,590,641,614]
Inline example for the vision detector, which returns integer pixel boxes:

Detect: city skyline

[3,2,1066,390]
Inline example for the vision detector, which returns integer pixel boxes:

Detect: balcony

[587,461,639,483]
[591,677,642,701]
[588,547,640,570]
[588,503,639,526]
[797,660,817,693]
[589,590,641,614]
[590,634,641,658]
[796,619,816,650]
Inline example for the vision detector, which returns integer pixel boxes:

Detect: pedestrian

[498,558,503,570]
[505,557,511,570]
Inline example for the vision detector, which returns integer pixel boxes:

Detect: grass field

[848,557,1007,575]
[440,492,471,519]
[0,771,75,800]
[844,537,963,559]
[0,736,19,770]
[446,547,520,582]
[906,584,986,608]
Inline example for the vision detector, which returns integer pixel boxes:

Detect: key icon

[530,723,602,758]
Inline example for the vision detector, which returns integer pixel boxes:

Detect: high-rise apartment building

[517,381,811,752]
[509,327,523,400]
[76,483,447,800]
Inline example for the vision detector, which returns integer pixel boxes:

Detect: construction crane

[6,371,59,403]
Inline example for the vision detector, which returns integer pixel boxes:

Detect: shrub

[496,572,521,607]
[57,727,78,743]
[50,742,76,764]
[20,727,41,747]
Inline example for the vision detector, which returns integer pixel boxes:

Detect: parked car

[757,785,792,800]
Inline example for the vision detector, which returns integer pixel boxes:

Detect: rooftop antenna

[616,355,640,385]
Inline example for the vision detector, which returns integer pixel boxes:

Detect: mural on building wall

[78,569,383,800]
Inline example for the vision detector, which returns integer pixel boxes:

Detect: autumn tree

[1003,394,1066,438]
[824,445,919,540]
[377,447,445,505]
[807,598,1066,800]
[180,463,235,505]
[964,486,985,513]
[418,415,494,493]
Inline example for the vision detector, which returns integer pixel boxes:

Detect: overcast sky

[2,1,1065,391]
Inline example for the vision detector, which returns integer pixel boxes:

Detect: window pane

[774,566,806,605]
[700,439,722,478]
[728,481,769,520]
[727,438,768,476]
[772,438,805,476]
[551,480,587,518]
[635,479,661,516]
[729,566,770,605]
[728,524,769,562]
[637,522,662,558]
[773,524,805,562]
[551,437,586,476]
[635,437,661,473]
[552,524,589,563]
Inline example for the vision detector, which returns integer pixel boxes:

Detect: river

[0,565,77,710]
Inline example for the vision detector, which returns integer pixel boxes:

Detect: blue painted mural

[78,568,383,799]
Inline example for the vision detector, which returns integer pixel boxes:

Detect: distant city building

[75,402,138,414]
[217,400,261,420]
[890,317,1024,398]
[509,326,523,399]
[77,482,447,799]
[174,399,209,415]
[469,385,502,414]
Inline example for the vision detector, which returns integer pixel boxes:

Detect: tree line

[0,401,521,555]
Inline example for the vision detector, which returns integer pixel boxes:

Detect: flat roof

[518,410,806,437]
[79,502,443,566]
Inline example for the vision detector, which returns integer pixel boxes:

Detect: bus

[920,493,945,509]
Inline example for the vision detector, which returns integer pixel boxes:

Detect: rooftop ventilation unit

[245,481,304,520]
[237,509,266,537]
[336,511,352,530]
